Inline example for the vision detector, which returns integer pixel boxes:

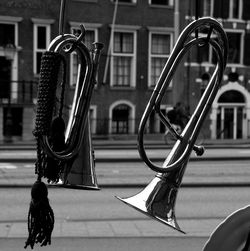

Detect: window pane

[113,56,131,86]
[232,0,239,18]
[114,32,133,53]
[0,24,15,46]
[151,34,170,54]
[37,26,46,49]
[203,0,212,16]
[151,0,172,5]
[36,52,43,74]
[227,32,241,63]
[151,57,167,85]
[85,30,95,49]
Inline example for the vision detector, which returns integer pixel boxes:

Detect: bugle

[116,17,228,233]
[38,26,103,189]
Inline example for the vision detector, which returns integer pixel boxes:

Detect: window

[149,33,172,87]
[112,104,130,134]
[229,0,242,19]
[111,31,136,87]
[149,0,173,6]
[34,24,50,74]
[227,32,242,64]
[0,23,15,46]
[202,0,213,16]
[70,27,96,86]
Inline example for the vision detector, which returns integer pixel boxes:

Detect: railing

[0,80,38,105]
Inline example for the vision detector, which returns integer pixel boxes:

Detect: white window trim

[110,29,137,88]
[69,22,99,87]
[148,30,173,88]
[202,0,214,17]
[228,0,243,21]
[32,19,53,75]
[109,100,135,134]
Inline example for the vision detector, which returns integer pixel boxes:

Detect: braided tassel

[24,180,54,249]
[25,51,64,249]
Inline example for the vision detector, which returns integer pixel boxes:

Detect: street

[0,237,207,251]
[1,159,250,186]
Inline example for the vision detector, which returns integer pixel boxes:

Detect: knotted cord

[25,51,66,249]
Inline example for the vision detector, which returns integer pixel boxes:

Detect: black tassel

[44,117,66,183]
[24,180,54,249]
[25,50,66,248]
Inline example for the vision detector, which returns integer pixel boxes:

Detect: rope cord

[33,51,65,177]
[25,51,66,249]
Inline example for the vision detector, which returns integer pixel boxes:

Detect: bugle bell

[116,17,228,233]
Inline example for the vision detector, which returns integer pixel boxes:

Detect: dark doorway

[0,56,11,99]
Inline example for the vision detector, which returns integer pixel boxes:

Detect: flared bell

[116,176,185,234]
[54,118,99,190]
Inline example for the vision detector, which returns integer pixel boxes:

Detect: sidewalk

[0,218,221,239]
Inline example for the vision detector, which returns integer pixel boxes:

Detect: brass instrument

[40,26,103,189]
[116,17,228,233]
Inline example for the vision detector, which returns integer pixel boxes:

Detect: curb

[1,155,250,163]
[1,182,250,189]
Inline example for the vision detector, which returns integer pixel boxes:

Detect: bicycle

[164,123,205,146]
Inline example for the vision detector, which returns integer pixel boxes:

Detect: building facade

[0,0,250,142]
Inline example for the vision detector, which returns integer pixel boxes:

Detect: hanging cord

[43,55,67,184]
[24,51,66,249]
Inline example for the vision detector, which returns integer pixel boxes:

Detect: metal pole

[59,0,67,35]
[102,0,119,84]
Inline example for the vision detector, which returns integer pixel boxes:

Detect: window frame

[32,19,53,75]
[148,30,173,88]
[226,29,244,66]
[110,29,137,88]
[228,0,243,20]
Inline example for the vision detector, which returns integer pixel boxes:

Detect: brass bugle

[116,17,228,233]
[38,25,103,190]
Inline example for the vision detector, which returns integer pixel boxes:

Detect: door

[0,56,11,99]
[217,106,243,139]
